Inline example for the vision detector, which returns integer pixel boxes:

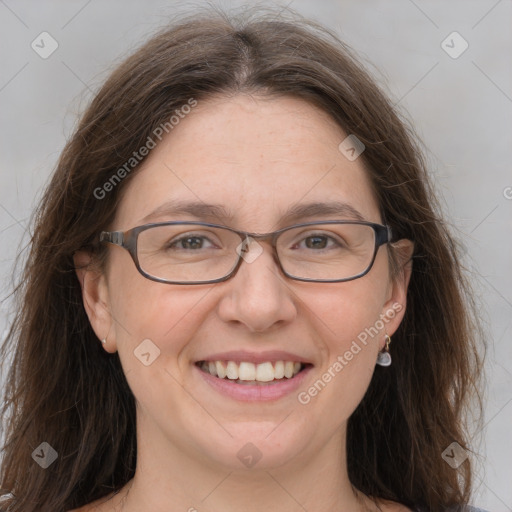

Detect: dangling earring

[376,334,392,367]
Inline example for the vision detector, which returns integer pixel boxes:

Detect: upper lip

[196,350,314,365]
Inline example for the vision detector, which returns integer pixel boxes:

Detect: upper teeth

[200,361,302,382]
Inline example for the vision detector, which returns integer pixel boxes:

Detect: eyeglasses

[99,220,392,285]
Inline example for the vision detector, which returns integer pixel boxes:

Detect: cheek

[312,271,388,352]
[299,301,381,425]
[298,265,389,415]
[321,290,383,380]
[107,252,210,367]
[107,270,215,419]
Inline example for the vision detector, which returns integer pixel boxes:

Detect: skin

[73,94,414,512]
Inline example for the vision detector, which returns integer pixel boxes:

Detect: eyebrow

[280,201,365,224]
[139,200,366,225]
[140,200,235,224]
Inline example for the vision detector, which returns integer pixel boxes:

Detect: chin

[193,422,308,471]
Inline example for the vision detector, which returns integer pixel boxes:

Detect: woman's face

[81,94,411,472]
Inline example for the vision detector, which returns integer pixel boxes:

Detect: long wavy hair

[0,6,484,512]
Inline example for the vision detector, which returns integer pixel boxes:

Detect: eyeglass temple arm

[373,225,393,246]
[100,231,124,246]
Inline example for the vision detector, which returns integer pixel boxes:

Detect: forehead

[114,94,381,231]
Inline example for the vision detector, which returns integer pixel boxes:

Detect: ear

[73,250,117,353]
[380,239,414,346]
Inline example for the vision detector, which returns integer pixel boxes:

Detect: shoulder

[67,491,122,512]
[424,506,490,512]
[68,502,105,512]
[68,504,101,512]
[377,500,415,511]
[67,499,104,511]
[409,505,489,512]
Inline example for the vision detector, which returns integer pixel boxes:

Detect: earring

[101,336,107,345]
[376,334,392,367]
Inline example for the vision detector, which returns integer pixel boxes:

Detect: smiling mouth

[196,360,311,385]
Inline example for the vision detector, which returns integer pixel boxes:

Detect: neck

[114,413,380,512]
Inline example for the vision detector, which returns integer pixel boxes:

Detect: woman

[0,6,486,512]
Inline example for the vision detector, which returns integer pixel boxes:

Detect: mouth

[195,360,313,386]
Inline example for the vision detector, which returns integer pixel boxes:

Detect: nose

[216,239,297,332]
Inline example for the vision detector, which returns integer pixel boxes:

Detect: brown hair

[0,6,484,512]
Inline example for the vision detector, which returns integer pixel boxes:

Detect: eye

[294,232,345,251]
[167,234,217,250]
[303,235,333,250]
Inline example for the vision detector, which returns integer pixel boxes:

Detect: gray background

[0,1,511,510]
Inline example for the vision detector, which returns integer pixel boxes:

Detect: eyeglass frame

[99,219,393,285]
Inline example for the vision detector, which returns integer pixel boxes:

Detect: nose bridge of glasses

[234,230,278,262]
[234,228,285,265]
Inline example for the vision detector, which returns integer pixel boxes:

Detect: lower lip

[195,364,313,402]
